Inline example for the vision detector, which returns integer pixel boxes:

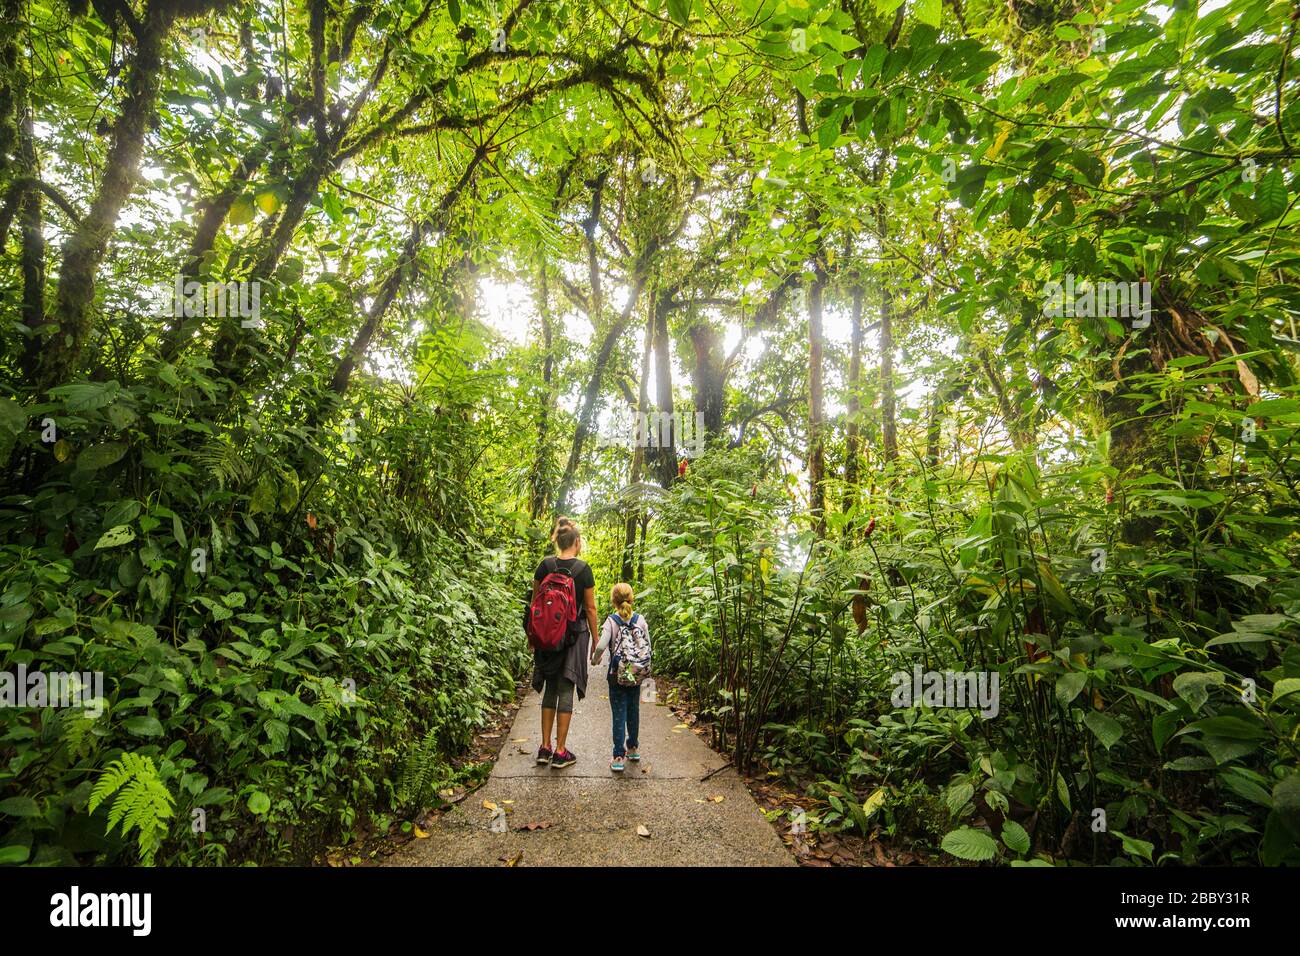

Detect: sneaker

[550,749,577,769]
[536,746,553,765]
[627,749,640,762]
[611,756,625,772]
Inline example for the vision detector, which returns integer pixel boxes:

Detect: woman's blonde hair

[610,582,634,620]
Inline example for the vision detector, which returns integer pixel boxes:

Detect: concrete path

[388,683,795,867]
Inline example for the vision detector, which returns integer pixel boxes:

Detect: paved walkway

[387,683,794,867]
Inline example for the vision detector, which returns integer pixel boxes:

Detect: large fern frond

[89,753,175,866]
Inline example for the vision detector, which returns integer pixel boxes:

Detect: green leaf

[0,397,26,435]
[914,0,941,28]
[77,442,128,472]
[1172,671,1224,712]
[123,716,163,737]
[1055,671,1087,705]
[228,195,256,225]
[1083,710,1123,749]
[248,791,271,815]
[1272,678,1300,701]
[941,826,998,861]
[860,44,886,80]
[249,474,277,515]
[254,189,281,216]
[1178,716,1266,740]
[1001,820,1031,855]
[945,782,974,815]
[1113,830,1154,863]
[1272,774,1300,839]
[1255,167,1287,220]
[95,524,137,550]
[0,796,40,817]
[0,844,30,864]
[667,0,691,25]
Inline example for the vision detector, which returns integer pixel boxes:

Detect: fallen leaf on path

[502,800,513,805]
[636,825,651,838]
[511,738,528,742]
[413,825,429,839]
[501,851,524,867]
[707,795,724,803]
[674,723,689,729]
[482,800,498,812]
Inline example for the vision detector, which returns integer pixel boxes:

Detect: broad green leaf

[123,716,163,737]
[1083,710,1123,749]
[941,826,997,861]
[1055,671,1087,705]
[1172,671,1224,712]
[0,796,40,817]
[1001,820,1030,855]
[95,524,136,550]
[77,442,128,472]
[914,0,941,28]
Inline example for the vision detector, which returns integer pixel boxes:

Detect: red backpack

[527,560,578,652]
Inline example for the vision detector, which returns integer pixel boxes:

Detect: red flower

[864,517,876,537]
[678,458,688,477]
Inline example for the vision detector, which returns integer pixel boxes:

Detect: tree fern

[88,753,175,866]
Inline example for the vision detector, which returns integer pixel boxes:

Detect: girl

[590,583,650,772]
[531,517,597,769]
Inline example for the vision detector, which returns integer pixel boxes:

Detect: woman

[531,516,598,768]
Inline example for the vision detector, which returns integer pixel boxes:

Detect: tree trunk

[687,321,725,440]
[528,263,557,519]
[32,0,179,392]
[650,291,677,488]
[808,267,828,535]
[880,278,898,466]
[16,72,44,380]
[622,300,654,581]
[554,272,649,514]
[842,285,864,514]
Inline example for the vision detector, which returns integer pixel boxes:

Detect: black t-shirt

[534,556,594,623]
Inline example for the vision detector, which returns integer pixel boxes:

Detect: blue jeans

[608,680,640,758]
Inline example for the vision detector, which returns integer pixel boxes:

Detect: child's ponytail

[611,582,634,620]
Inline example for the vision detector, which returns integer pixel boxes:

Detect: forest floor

[383,681,795,867]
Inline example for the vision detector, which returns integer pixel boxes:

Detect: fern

[396,730,446,809]
[88,753,175,866]
[193,438,253,490]
[58,708,97,759]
